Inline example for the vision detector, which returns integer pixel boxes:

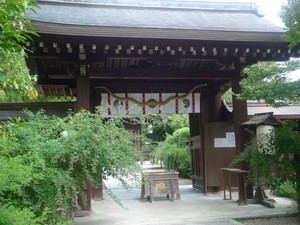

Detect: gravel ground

[238,216,299,225]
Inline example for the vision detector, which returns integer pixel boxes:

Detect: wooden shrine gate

[24,0,300,212]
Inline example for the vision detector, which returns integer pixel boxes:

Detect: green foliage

[231,144,273,185]
[281,0,300,48]
[166,114,189,131]
[0,0,39,102]
[0,51,38,102]
[0,109,142,224]
[0,0,38,55]
[232,121,300,220]
[151,127,191,178]
[33,95,77,102]
[0,204,37,225]
[222,88,233,101]
[143,114,189,142]
[273,182,297,201]
[0,156,32,193]
[271,121,300,185]
[237,61,300,107]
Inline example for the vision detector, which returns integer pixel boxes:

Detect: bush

[0,109,142,224]
[272,182,297,201]
[151,127,191,178]
[0,205,37,225]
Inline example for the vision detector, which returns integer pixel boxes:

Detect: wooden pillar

[201,89,222,123]
[76,76,90,112]
[189,113,202,191]
[200,86,223,193]
[90,86,104,201]
[231,68,251,201]
[76,76,92,212]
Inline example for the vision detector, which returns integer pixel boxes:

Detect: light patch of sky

[204,0,285,25]
[253,0,287,26]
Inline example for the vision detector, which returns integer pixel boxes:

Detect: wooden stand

[140,171,180,203]
[248,185,275,208]
[220,168,248,205]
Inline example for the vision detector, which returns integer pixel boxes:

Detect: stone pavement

[75,163,297,225]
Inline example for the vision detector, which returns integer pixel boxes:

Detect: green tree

[0,0,38,101]
[281,0,300,47]
[237,61,300,107]
[232,122,300,222]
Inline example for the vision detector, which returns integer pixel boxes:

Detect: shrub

[0,205,37,225]
[151,127,191,178]
[272,182,297,201]
[0,109,142,224]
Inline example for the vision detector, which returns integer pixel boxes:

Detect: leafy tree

[281,0,300,48]
[0,0,38,101]
[237,61,300,107]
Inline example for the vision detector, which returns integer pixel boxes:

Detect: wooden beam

[28,34,297,61]
[91,80,215,93]
[48,74,75,79]
[88,68,235,80]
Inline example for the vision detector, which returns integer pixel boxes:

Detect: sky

[253,0,287,26]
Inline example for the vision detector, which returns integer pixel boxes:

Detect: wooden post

[201,89,222,123]
[76,76,93,212]
[200,86,222,193]
[76,76,90,112]
[231,68,250,202]
[90,85,104,201]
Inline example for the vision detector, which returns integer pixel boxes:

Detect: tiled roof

[27,1,283,33]
[243,112,283,125]
[38,0,257,11]
[226,101,300,118]
[25,0,286,41]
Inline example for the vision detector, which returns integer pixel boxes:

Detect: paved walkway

[75,163,297,225]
